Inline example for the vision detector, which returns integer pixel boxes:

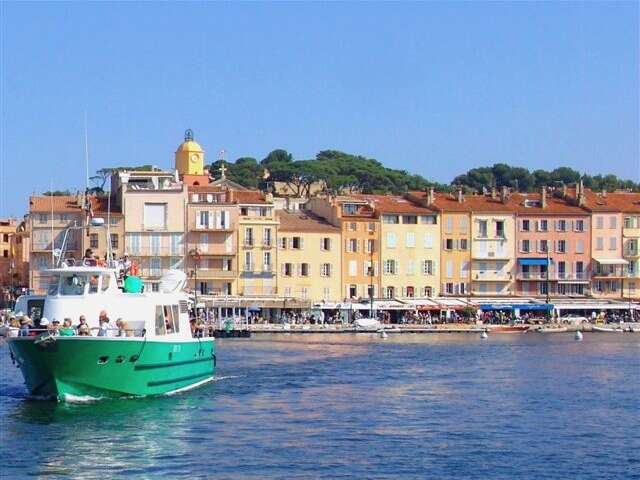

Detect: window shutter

[300,238,304,250]
[195,211,202,229]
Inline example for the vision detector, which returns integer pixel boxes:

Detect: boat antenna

[106,191,113,267]
[50,180,54,265]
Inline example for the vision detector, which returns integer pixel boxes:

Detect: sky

[0,2,638,217]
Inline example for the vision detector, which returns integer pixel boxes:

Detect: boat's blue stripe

[134,357,213,371]
[147,371,213,387]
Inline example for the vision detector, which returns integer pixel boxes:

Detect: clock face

[190,154,199,163]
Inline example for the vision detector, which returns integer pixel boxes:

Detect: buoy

[379,330,388,339]
[575,331,583,341]
[480,331,488,340]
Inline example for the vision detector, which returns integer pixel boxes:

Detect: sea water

[1,333,638,479]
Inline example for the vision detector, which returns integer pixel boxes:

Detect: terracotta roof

[510,192,588,215]
[277,210,340,233]
[188,185,231,193]
[408,191,516,213]
[581,190,640,213]
[235,191,270,204]
[29,195,84,213]
[352,194,437,215]
[89,196,122,214]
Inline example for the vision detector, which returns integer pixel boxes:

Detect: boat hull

[7,336,215,400]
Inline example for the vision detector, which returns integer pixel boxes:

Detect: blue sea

[1,333,639,479]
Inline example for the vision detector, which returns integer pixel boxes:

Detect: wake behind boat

[7,266,215,401]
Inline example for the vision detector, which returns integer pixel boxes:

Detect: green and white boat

[8,266,215,401]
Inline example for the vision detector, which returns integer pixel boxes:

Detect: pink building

[512,189,591,297]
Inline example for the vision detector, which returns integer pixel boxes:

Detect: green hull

[8,336,215,400]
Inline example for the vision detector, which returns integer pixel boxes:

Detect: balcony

[624,248,640,258]
[192,223,234,233]
[473,271,512,281]
[472,251,511,260]
[517,272,548,281]
[517,271,590,281]
[129,247,184,257]
[196,269,237,279]
[188,243,236,256]
[556,272,589,281]
[242,264,275,275]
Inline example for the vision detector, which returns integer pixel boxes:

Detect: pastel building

[0,219,16,287]
[583,189,626,298]
[307,196,381,301]
[236,191,278,296]
[85,196,124,261]
[622,194,640,299]
[276,210,341,302]
[186,186,238,296]
[511,189,591,297]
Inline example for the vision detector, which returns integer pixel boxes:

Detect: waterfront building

[86,195,124,261]
[581,188,627,298]
[27,195,86,293]
[408,189,472,296]
[115,169,187,292]
[622,194,640,299]
[353,194,440,299]
[236,190,278,296]
[511,188,591,297]
[307,196,381,301]
[276,210,341,302]
[0,219,16,288]
[186,186,238,296]
[468,188,517,296]
[10,218,30,289]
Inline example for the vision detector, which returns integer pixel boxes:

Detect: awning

[593,258,629,265]
[518,258,549,266]
[480,303,552,311]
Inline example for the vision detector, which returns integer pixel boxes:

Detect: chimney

[500,186,509,204]
[491,187,497,199]
[562,184,567,197]
[265,192,274,203]
[427,187,435,206]
[457,187,464,203]
[541,187,547,209]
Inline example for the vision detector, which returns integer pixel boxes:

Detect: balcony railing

[128,247,184,256]
[517,271,589,281]
[196,269,237,279]
[472,251,511,260]
[473,271,512,281]
[556,272,589,281]
[193,223,234,232]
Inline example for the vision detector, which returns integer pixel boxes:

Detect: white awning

[593,258,629,265]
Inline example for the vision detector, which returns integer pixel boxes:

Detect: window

[101,274,111,292]
[2,233,8,242]
[385,286,395,299]
[407,260,416,275]
[609,237,617,251]
[522,219,530,232]
[263,252,272,271]
[244,228,254,246]
[198,211,209,229]
[423,233,434,249]
[445,217,454,233]
[348,260,357,276]
[89,233,99,249]
[143,203,167,230]
[576,240,584,254]
[459,239,468,250]
[405,286,415,298]
[347,238,358,252]
[367,222,376,232]
[382,215,399,224]
[521,240,530,253]
[155,306,166,336]
[422,286,433,297]
[342,204,358,215]
[445,283,454,295]
[478,220,488,237]
[445,239,454,250]
[575,220,585,232]
[263,228,273,247]
[609,216,617,229]
[596,237,604,251]
[282,263,293,276]
[421,215,436,225]
[349,284,358,298]
[624,216,634,229]
[403,215,417,225]
[3,250,8,258]
[405,232,416,248]
[461,261,469,278]
[291,236,302,249]
[110,234,118,250]
[557,240,566,253]
[279,237,287,249]
[445,260,453,278]
[321,237,331,251]
[150,257,161,276]
[386,232,397,248]
[596,216,604,229]
[244,252,253,271]
[366,239,375,253]
[422,260,434,275]
[300,263,310,276]
[539,240,548,253]
[150,234,161,255]
[320,263,332,277]
[556,220,567,232]
[349,222,357,231]
[495,221,505,237]
[384,259,397,275]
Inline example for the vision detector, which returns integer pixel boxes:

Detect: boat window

[47,274,60,295]
[88,275,100,294]
[60,274,87,295]
[101,274,111,292]
[155,305,166,335]
[172,305,180,333]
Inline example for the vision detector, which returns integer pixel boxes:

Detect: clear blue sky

[1,2,638,217]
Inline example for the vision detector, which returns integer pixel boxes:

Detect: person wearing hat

[50,318,61,336]
[18,316,32,337]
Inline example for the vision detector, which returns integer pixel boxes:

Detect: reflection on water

[1,334,639,479]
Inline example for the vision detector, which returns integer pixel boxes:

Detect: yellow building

[236,191,278,296]
[0,219,16,288]
[358,195,440,299]
[276,210,342,302]
[175,129,205,176]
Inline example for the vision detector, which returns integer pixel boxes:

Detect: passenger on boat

[18,316,32,337]
[50,319,61,336]
[78,323,91,336]
[59,318,75,336]
[39,317,52,334]
[96,311,112,337]
[75,315,88,331]
[115,318,133,337]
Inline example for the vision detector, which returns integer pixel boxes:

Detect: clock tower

[175,129,205,176]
